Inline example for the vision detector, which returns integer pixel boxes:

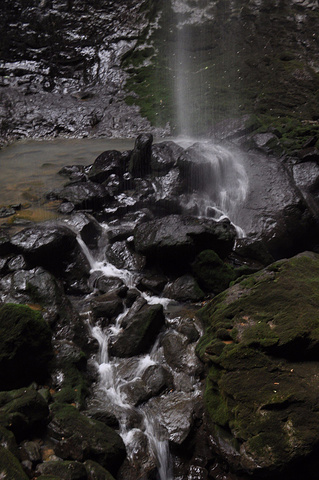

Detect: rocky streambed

[1,131,319,479]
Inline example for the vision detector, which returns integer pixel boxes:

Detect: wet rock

[0,206,16,218]
[90,292,124,322]
[134,214,236,272]
[19,439,42,465]
[88,150,127,184]
[161,330,203,376]
[85,408,119,429]
[0,232,12,256]
[136,273,167,295]
[196,251,319,477]
[191,250,236,294]
[162,274,205,302]
[35,460,87,480]
[7,254,27,271]
[106,241,146,271]
[84,459,116,480]
[142,364,174,397]
[63,212,103,249]
[0,446,29,480]
[0,387,49,440]
[0,304,53,390]
[146,392,197,445]
[128,133,153,177]
[51,340,89,408]
[48,403,126,474]
[57,181,110,211]
[0,425,18,456]
[109,304,165,357]
[10,221,77,269]
[89,273,126,295]
[150,141,182,174]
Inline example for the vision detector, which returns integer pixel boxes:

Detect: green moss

[197,252,319,471]
[192,250,236,294]
[0,446,29,479]
[0,303,53,389]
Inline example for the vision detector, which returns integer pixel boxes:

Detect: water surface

[0,138,135,207]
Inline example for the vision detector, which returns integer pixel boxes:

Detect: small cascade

[176,138,249,237]
[78,233,176,479]
[89,314,174,480]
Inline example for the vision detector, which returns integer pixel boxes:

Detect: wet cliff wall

[1,0,319,143]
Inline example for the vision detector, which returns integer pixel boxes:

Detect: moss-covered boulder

[35,460,87,480]
[0,386,49,440]
[0,445,29,479]
[192,250,237,294]
[196,251,319,478]
[48,404,126,475]
[0,303,53,390]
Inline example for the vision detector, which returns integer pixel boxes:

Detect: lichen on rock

[197,251,319,477]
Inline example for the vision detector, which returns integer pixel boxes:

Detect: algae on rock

[196,251,319,477]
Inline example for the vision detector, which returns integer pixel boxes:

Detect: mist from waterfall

[172,0,248,234]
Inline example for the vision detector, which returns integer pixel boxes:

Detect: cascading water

[77,232,202,480]
[171,0,248,236]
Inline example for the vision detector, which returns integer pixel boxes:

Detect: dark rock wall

[1,0,319,141]
[0,0,168,141]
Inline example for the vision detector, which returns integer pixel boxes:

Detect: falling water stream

[77,233,184,479]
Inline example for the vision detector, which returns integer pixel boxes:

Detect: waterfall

[171,0,248,235]
[78,234,174,479]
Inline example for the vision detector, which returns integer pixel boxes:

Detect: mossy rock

[0,303,53,390]
[0,445,29,479]
[197,252,319,476]
[36,460,87,480]
[192,249,237,293]
[84,459,116,480]
[0,386,49,440]
[49,404,126,474]
[52,342,89,409]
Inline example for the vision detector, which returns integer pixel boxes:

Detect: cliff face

[0,0,168,141]
[124,0,319,136]
[0,0,319,141]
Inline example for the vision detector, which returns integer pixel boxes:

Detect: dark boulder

[0,267,75,326]
[48,403,126,474]
[0,304,53,390]
[0,386,49,440]
[134,214,236,272]
[150,141,183,174]
[106,241,146,271]
[90,292,124,322]
[109,304,165,357]
[63,212,103,249]
[162,274,205,302]
[35,460,87,480]
[128,133,153,177]
[10,222,77,269]
[196,251,319,478]
[191,249,237,294]
[84,460,116,480]
[88,150,127,184]
[57,181,110,211]
[0,446,29,480]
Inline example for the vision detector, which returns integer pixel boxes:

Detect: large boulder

[134,215,236,272]
[48,403,126,474]
[10,222,77,268]
[128,133,153,177]
[88,150,127,184]
[0,304,53,390]
[196,251,319,478]
[0,446,29,480]
[109,304,165,357]
[0,387,49,439]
